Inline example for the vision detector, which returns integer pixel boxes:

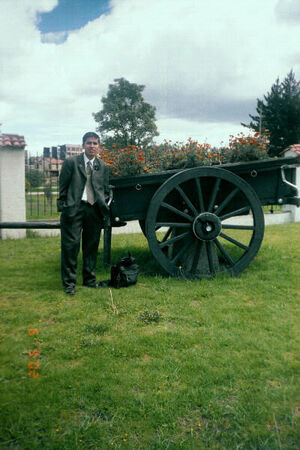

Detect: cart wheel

[145,167,264,278]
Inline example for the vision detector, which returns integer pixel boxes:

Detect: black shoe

[65,286,76,295]
[82,283,100,289]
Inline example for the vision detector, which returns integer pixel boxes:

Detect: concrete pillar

[0,138,26,238]
[283,149,300,222]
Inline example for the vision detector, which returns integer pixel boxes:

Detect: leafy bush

[137,310,161,324]
[100,145,145,176]
[146,139,217,171]
[223,131,270,163]
[99,132,270,177]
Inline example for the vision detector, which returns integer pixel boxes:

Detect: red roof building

[0,133,26,148]
[281,144,300,156]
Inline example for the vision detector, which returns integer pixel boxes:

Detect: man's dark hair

[82,132,100,145]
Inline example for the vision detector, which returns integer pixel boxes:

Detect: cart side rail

[110,155,300,221]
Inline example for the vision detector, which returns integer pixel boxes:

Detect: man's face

[83,137,100,160]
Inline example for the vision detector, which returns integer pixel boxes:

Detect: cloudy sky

[0,0,299,153]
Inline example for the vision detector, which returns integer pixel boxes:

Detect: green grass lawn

[0,224,299,449]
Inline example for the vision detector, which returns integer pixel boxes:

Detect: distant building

[43,144,82,160]
[43,157,64,180]
[51,146,58,159]
[25,143,83,179]
[58,144,83,160]
[280,144,300,157]
[43,147,50,158]
[26,154,43,170]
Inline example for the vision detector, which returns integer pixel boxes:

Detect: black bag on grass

[101,253,139,288]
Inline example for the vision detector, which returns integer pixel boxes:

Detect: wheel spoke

[175,186,198,216]
[219,206,250,221]
[214,187,239,215]
[195,178,205,213]
[208,178,221,212]
[156,222,191,228]
[219,232,249,251]
[190,240,203,273]
[161,202,194,221]
[171,237,194,263]
[158,231,190,248]
[160,227,172,243]
[215,238,235,266]
[222,224,254,230]
[205,241,216,276]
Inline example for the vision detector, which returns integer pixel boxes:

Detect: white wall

[0,147,26,238]
[283,150,300,222]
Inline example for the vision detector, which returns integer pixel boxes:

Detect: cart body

[110,156,299,222]
[107,155,299,279]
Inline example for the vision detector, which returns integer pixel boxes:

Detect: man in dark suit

[57,132,109,294]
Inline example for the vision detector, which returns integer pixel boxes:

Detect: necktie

[86,161,95,205]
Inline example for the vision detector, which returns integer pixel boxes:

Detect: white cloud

[0,0,299,152]
[156,117,246,148]
[41,31,68,44]
[275,0,300,24]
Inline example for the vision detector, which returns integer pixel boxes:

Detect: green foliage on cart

[99,131,270,177]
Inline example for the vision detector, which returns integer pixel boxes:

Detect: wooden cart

[106,155,300,279]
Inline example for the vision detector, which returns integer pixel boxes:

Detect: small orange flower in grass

[28,360,39,370]
[28,366,40,378]
[28,350,40,357]
[28,328,40,336]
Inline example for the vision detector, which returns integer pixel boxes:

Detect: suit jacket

[57,153,110,218]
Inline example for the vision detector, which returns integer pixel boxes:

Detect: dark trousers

[60,202,103,288]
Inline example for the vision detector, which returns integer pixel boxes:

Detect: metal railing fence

[25,153,60,220]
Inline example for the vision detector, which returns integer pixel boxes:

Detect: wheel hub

[192,212,222,241]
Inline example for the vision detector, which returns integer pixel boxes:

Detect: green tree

[93,78,159,149]
[25,168,44,189]
[242,70,300,156]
